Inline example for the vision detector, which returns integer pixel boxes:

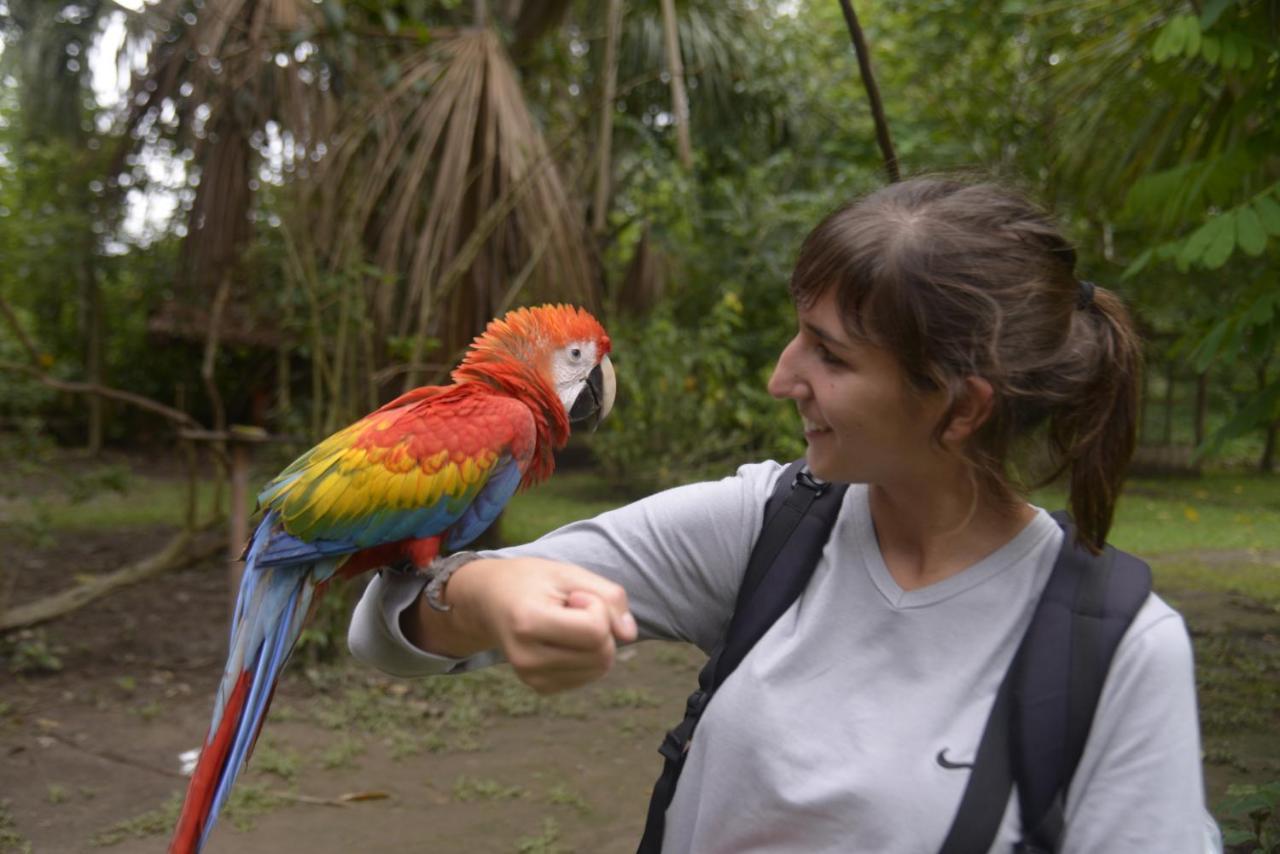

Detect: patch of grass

[597,687,660,710]
[545,783,590,814]
[319,735,365,770]
[222,783,289,832]
[9,477,219,532]
[130,701,162,722]
[1032,472,1280,555]
[501,472,631,544]
[387,728,447,760]
[1195,633,1280,736]
[4,629,64,675]
[514,816,567,854]
[452,775,524,802]
[45,783,68,805]
[653,643,702,671]
[251,740,301,782]
[90,791,183,847]
[1156,560,1280,613]
[0,799,32,854]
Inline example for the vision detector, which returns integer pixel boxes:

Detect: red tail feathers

[169,671,252,853]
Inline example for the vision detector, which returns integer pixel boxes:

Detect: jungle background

[1,0,1278,851]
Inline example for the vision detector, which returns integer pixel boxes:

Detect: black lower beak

[569,364,605,429]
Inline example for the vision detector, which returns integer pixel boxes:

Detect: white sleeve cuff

[347,571,502,677]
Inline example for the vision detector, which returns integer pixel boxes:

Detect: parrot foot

[386,557,429,576]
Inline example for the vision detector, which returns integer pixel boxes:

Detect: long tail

[170,520,336,854]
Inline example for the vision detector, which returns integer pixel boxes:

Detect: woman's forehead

[797,289,873,349]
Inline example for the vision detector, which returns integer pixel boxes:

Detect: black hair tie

[1076,280,1096,311]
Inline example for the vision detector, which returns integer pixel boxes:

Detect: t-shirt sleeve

[347,460,784,677]
[1060,594,1222,854]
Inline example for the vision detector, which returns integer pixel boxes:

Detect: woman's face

[767,289,947,486]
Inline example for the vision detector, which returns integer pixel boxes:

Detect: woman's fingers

[445,556,638,694]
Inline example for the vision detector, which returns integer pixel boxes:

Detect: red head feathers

[452,305,615,478]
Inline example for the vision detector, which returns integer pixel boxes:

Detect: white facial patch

[552,341,600,412]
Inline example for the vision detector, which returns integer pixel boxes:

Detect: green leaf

[1192,315,1239,372]
[1236,206,1267,256]
[1199,0,1231,29]
[1220,34,1237,69]
[1152,19,1179,62]
[1237,39,1253,70]
[1242,288,1280,328]
[1197,380,1280,460]
[1254,195,1280,236]
[1203,211,1238,268]
[1121,247,1154,280]
[1201,34,1220,64]
[1182,18,1201,58]
[1179,214,1228,268]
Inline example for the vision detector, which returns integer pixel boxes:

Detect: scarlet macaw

[170,304,615,853]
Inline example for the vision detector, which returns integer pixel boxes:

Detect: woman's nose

[767,338,806,400]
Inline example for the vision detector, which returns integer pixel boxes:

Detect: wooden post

[229,441,251,608]
[179,425,284,626]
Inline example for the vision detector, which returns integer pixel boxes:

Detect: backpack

[638,460,1153,854]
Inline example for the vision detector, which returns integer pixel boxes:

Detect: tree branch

[837,0,900,182]
[0,361,203,430]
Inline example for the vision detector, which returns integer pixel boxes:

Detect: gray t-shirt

[348,461,1219,853]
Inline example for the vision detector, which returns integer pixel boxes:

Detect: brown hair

[789,177,1142,552]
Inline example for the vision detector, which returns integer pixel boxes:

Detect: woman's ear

[941,376,995,445]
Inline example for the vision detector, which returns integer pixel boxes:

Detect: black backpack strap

[938,512,1152,854]
[636,460,848,854]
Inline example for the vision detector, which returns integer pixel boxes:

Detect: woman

[348,178,1218,852]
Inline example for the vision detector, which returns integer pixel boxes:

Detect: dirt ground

[0,526,708,854]
[2,521,1278,852]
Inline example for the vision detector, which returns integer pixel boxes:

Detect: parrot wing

[253,385,537,565]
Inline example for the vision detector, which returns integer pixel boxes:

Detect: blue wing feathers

[444,455,522,550]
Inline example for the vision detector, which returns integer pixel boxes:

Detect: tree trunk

[1261,421,1278,474]
[593,0,623,235]
[1193,371,1208,447]
[659,0,693,171]
[1258,360,1276,473]
[1162,359,1175,446]
[83,249,104,455]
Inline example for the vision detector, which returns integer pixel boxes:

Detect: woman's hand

[402,557,638,694]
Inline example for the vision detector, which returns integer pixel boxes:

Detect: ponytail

[1048,287,1143,553]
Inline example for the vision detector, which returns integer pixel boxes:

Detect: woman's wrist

[400,558,503,659]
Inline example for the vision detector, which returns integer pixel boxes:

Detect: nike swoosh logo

[935,748,974,770]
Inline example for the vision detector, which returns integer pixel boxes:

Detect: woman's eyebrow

[801,320,854,351]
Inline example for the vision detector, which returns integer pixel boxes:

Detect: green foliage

[89,792,183,847]
[3,629,65,675]
[515,817,566,854]
[0,799,32,854]
[591,294,802,491]
[1217,782,1280,852]
[452,775,525,802]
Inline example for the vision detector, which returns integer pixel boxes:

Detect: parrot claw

[386,557,423,576]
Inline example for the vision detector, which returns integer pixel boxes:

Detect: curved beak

[568,355,616,431]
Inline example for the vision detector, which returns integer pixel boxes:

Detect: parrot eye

[570,347,582,360]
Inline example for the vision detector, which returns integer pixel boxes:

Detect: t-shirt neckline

[848,485,1057,609]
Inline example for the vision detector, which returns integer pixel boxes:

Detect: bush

[592,292,803,492]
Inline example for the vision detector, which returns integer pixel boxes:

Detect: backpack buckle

[795,469,828,496]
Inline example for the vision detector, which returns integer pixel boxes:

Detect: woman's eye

[815,343,845,366]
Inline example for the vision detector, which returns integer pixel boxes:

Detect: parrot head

[453,304,616,434]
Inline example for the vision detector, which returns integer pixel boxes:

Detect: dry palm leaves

[299,27,595,389]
